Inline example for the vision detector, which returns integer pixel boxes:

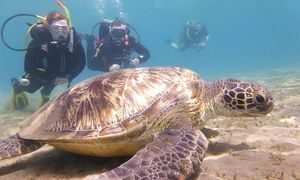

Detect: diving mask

[110,23,128,45]
[111,29,126,39]
[49,19,70,41]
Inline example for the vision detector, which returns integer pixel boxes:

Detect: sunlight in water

[94,0,105,15]
[93,0,127,19]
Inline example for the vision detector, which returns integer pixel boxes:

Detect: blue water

[0,0,300,94]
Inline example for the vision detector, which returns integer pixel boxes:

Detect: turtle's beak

[244,95,274,117]
[256,100,274,114]
[255,91,274,115]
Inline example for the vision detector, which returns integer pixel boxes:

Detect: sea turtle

[0,67,274,179]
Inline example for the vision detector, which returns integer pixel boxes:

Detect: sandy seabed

[0,68,299,180]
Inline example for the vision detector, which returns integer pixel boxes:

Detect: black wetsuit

[14,36,86,97]
[86,35,150,72]
[177,21,209,51]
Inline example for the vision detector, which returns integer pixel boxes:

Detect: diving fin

[12,90,29,110]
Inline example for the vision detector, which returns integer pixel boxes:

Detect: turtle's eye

[255,95,265,103]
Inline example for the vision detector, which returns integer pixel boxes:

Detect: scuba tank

[29,23,52,43]
[98,21,111,40]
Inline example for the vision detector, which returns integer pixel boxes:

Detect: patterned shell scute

[19,67,203,140]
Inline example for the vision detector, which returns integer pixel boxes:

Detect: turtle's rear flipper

[0,134,44,160]
[90,129,208,179]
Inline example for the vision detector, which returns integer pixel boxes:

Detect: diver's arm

[85,35,110,71]
[130,37,150,63]
[84,39,111,72]
[24,41,50,79]
[67,42,86,81]
[86,35,97,69]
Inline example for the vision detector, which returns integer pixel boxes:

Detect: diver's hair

[45,11,66,25]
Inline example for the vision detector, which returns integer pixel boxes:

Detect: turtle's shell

[19,67,204,156]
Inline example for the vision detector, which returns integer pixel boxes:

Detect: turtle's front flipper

[89,129,208,180]
[0,134,44,160]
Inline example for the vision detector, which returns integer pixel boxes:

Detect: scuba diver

[81,19,150,72]
[6,11,86,110]
[166,21,209,52]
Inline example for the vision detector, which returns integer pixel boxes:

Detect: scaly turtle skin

[0,67,274,179]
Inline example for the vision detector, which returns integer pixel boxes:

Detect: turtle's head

[214,79,274,117]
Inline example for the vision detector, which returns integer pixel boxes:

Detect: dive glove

[130,57,140,67]
[109,64,121,72]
